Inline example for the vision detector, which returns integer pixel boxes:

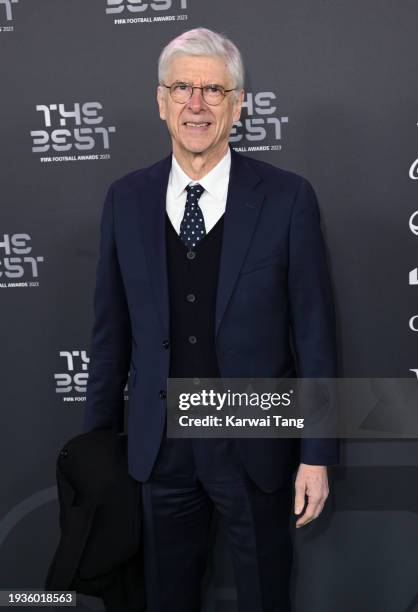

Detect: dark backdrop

[1,1,417,610]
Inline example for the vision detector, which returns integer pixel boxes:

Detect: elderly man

[84,27,338,612]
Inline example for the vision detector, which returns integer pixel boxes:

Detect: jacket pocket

[240,254,282,276]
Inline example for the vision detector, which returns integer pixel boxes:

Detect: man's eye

[205,85,221,94]
[174,83,189,91]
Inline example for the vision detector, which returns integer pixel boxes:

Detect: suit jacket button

[159,390,166,399]
[186,294,196,303]
[186,250,196,260]
[162,340,170,349]
[188,335,197,344]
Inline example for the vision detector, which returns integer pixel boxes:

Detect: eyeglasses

[161,81,237,106]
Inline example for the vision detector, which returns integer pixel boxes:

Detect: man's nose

[187,87,206,111]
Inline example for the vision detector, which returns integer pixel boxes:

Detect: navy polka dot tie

[179,183,206,249]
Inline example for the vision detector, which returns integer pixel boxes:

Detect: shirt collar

[170,147,231,200]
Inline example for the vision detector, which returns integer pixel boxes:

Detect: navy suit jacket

[84,146,339,492]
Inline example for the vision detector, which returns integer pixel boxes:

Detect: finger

[296,497,327,527]
[295,498,323,527]
[295,502,317,526]
[294,482,306,515]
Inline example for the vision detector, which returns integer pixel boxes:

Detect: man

[84,27,338,612]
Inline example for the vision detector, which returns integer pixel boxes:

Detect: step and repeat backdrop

[1,1,418,611]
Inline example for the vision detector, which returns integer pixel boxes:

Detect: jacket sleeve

[287,177,339,465]
[83,184,131,434]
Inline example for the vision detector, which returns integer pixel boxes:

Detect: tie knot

[185,183,204,201]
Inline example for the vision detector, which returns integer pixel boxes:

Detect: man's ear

[233,88,245,123]
[157,85,167,120]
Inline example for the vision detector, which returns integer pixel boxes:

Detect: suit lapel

[136,153,172,336]
[215,148,264,336]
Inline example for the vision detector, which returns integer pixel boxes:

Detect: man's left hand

[294,463,329,528]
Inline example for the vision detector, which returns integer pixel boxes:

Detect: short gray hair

[158,27,244,94]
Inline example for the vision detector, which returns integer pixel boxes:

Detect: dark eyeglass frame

[161,81,237,105]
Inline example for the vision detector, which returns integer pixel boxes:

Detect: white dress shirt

[166,147,231,235]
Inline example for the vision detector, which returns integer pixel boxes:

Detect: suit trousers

[141,435,294,612]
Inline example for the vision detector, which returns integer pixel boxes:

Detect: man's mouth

[183,121,211,129]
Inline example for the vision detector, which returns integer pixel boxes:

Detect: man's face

[157,54,244,157]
